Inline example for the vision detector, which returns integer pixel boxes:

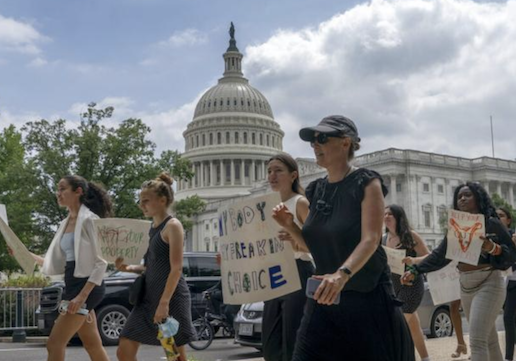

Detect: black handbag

[129,273,146,306]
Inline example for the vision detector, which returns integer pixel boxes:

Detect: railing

[0,288,42,341]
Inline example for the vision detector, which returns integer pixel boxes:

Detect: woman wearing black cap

[272,115,414,361]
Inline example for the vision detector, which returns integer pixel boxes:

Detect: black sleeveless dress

[292,169,415,361]
[120,216,195,346]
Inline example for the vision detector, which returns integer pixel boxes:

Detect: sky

[1,0,515,161]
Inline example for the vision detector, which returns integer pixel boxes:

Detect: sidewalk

[237,331,509,361]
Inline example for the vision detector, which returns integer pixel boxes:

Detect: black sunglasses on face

[309,133,343,146]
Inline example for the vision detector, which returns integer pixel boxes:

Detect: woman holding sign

[22,176,111,361]
[264,153,315,361]
[116,173,195,361]
[403,182,516,361]
[384,205,431,361]
[273,115,414,361]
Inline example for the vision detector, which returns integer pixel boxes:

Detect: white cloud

[27,57,48,67]
[158,28,208,48]
[244,0,516,160]
[0,14,49,54]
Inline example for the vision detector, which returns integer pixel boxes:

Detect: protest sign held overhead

[445,209,484,265]
[0,216,36,275]
[94,218,151,265]
[219,193,301,304]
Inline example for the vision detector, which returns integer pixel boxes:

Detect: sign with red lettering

[445,210,485,265]
[219,193,301,304]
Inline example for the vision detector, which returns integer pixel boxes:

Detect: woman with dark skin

[403,183,516,361]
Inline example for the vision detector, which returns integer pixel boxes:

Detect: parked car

[234,282,453,349]
[36,252,221,346]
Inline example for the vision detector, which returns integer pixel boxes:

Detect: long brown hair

[268,153,304,195]
[62,175,113,218]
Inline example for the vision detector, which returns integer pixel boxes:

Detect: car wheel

[96,305,130,346]
[429,307,454,338]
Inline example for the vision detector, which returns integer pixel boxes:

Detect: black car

[37,252,221,346]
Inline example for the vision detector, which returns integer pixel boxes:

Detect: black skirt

[63,261,105,311]
[292,282,415,361]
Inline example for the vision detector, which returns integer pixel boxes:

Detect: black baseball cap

[299,115,360,142]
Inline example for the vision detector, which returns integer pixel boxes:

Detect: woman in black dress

[384,204,430,360]
[116,173,195,361]
[273,115,414,361]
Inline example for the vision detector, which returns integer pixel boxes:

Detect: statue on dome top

[229,22,235,40]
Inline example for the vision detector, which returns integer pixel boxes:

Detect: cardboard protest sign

[219,193,301,304]
[382,245,406,276]
[445,210,484,265]
[94,218,151,265]
[0,204,7,225]
[427,261,460,305]
[0,217,36,275]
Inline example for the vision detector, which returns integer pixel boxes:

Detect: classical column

[251,160,256,182]
[240,160,245,185]
[261,161,265,181]
[210,161,215,186]
[199,161,205,188]
[231,159,235,185]
[497,181,502,197]
[390,174,398,205]
[191,163,196,188]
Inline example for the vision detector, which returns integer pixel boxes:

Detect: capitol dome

[176,24,284,201]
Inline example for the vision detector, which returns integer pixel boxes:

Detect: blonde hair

[141,172,175,206]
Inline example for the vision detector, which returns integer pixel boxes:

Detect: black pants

[505,280,516,360]
[262,259,314,361]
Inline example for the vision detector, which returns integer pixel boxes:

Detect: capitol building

[176,26,516,253]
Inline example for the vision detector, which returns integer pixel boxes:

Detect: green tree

[19,102,193,254]
[174,195,206,232]
[0,125,38,271]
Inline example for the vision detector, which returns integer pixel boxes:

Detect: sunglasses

[309,133,343,146]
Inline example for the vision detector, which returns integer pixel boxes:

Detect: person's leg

[504,283,516,360]
[46,313,88,361]
[76,310,109,361]
[404,313,429,359]
[117,337,140,361]
[450,299,467,357]
[463,272,505,361]
[176,345,187,361]
[262,298,283,361]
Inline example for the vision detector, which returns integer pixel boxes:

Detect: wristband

[488,241,497,255]
[407,265,419,277]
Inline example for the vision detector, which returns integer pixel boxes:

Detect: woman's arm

[412,231,430,257]
[31,252,45,267]
[154,218,184,323]
[272,204,310,253]
[313,179,385,305]
[115,258,146,274]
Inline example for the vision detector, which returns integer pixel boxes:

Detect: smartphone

[305,277,341,305]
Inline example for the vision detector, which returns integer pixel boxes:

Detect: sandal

[451,344,467,358]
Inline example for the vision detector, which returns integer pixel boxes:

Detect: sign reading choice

[93,218,151,265]
[219,193,301,304]
[445,210,485,265]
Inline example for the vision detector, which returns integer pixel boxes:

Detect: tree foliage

[1,103,194,271]
[174,195,206,232]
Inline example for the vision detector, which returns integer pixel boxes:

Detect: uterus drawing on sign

[449,218,483,252]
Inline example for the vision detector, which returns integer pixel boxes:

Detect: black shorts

[63,261,105,311]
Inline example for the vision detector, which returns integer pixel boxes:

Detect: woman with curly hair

[403,182,516,361]
[384,204,430,361]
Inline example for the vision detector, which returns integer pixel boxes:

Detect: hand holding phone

[306,277,341,305]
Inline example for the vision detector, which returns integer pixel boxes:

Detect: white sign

[445,210,484,265]
[0,217,36,275]
[382,245,406,276]
[93,218,151,265]
[219,193,301,304]
[0,204,7,225]
[427,261,461,305]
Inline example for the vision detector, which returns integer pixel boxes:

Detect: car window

[182,257,190,277]
[190,256,221,277]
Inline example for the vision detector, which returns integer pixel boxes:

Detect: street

[0,338,261,361]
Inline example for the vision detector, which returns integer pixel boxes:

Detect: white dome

[194,80,274,118]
